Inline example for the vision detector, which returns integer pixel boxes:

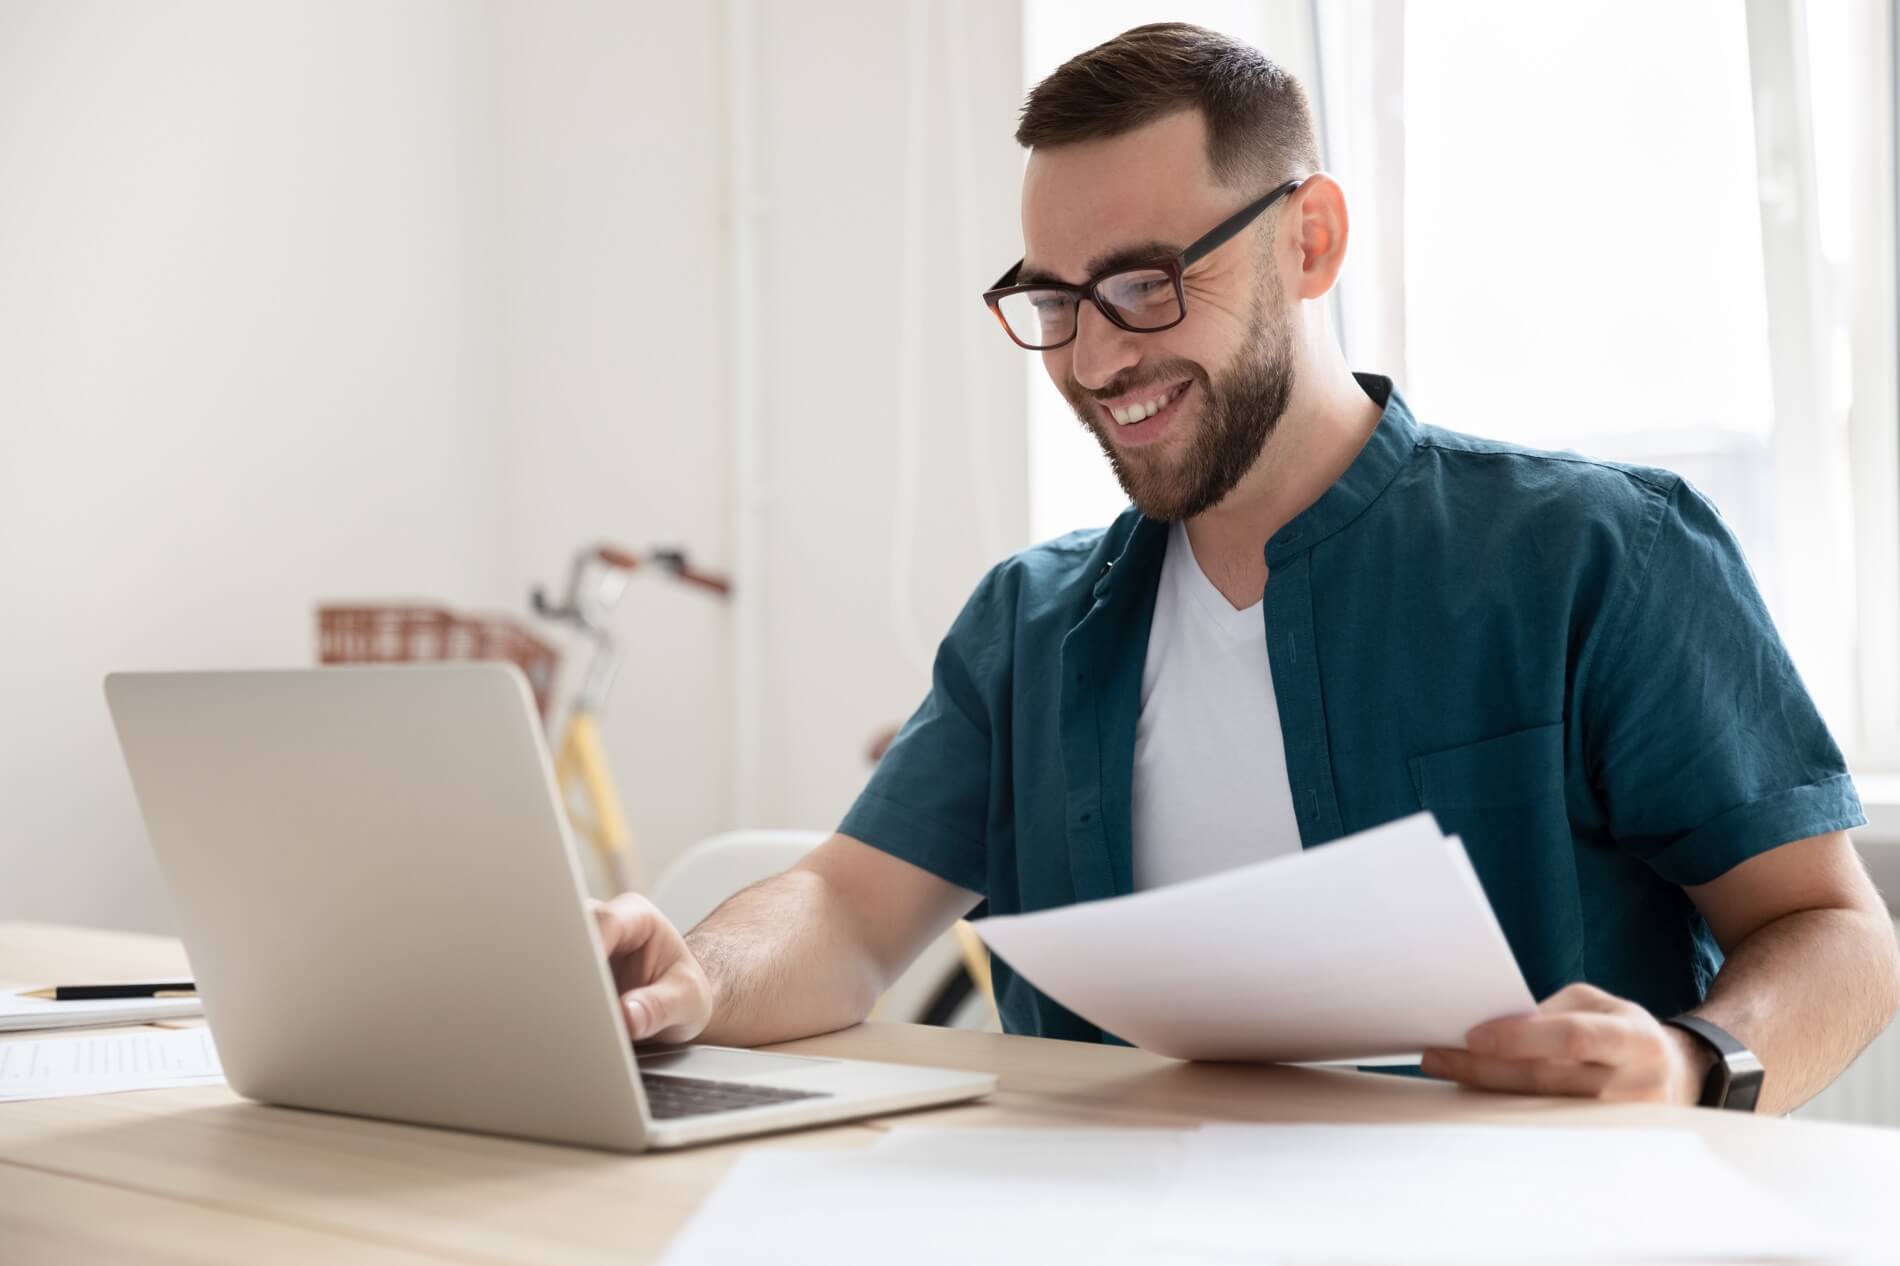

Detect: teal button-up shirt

[841,374,1865,1043]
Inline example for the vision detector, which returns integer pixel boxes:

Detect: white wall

[0,0,1035,931]
[479,0,1033,863]
[0,1,506,931]
[743,0,1029,833]
[485,0,734,888]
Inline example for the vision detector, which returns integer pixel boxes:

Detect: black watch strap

[1663,1015,1764,1111]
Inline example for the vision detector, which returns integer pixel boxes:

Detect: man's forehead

[1019,110,1224,282]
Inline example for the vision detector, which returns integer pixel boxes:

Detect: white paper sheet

[0,985,203,1033]
[970,813,1536,1062]
[0,1026,224,1101]
[660,1125,1850,1266]
[659,1127,1189,1266]
[1159,1125,1847,1264]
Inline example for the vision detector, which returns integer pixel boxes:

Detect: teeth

[1110,382,1183,426]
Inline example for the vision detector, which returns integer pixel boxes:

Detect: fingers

[588,896,712,1043]
[621,989,658,1042]
[622,984,692,1044]
[1535,982,1628,1016]
[590,893,666,961]
[1464,1013,1638,1064]
[621,969,712,1044]
[1420,1047,1617,1098]
[1429,984,1683,1103]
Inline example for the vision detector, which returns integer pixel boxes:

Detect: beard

[1061,273,1296,523]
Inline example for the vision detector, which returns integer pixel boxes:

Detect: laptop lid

[105,664,654,1151]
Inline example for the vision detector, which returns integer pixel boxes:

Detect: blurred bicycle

[532,544,730,895]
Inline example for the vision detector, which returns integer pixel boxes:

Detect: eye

[1103,271,1176,309]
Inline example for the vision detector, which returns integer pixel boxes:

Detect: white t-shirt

[1130,520,1304,890]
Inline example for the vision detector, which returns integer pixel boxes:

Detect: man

[598,24,1898,1111]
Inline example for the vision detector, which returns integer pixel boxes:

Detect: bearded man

[594,23,1897,1114]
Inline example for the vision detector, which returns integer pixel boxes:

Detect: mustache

[1065,360,1209,405]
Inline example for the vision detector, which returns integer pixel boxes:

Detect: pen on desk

[20,982,198,1001]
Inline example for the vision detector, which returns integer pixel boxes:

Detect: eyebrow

[1016,239,1182,287]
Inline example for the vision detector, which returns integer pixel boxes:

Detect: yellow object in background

[556,711,638,895]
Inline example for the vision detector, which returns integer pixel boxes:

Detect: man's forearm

[1690,905,1900,1114]
[684,868,888,1049]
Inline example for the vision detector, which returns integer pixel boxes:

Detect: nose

[1067,300,1144,393]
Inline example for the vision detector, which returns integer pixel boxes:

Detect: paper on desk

[659,1127,1190,1266]
[0,1026,223,1101]
[0,985,203,1033]
[970,813,1535,1063]
[1158,1125,1847,1264]
[662,1125,1848,1266]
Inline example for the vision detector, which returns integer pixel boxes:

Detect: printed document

[0,1026,223,1101]
[970,812,1536,1062]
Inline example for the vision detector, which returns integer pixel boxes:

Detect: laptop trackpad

[638,1046,837,1082]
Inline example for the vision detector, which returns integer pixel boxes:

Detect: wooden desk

[4,922,1897,1265]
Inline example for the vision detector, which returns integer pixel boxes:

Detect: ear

[1287,172,1349,300]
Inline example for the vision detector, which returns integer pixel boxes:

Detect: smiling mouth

[1100,379,1191,427]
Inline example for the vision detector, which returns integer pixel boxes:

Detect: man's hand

[1419,983,1711,1104]
[589,894,714,1045]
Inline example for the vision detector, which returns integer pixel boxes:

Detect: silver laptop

[104,664,994,1152]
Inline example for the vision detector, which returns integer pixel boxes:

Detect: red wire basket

[316,605,560,722]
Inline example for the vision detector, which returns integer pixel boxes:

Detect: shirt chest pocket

[1408,722,1565,811]
[1406,721,1581,990]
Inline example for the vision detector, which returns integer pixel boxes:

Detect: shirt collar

[1264,372,1419,566]
[1094,372,1420,593]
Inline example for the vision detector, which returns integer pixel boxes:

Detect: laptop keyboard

[639,1071,832,1120]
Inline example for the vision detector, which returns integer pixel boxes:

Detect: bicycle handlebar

[592,545,732,597]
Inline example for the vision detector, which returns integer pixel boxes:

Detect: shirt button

[1079,812,1093,824]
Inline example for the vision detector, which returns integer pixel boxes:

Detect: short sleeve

[1582,479,1864,886]
[836,569,1004,896]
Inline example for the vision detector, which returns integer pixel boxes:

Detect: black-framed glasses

[981,177,1306,351]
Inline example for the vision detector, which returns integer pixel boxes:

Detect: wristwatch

[1662,1015,1765,1111]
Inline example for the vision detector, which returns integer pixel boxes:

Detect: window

[1405,4,1773,490]
[1400,0,1895,764]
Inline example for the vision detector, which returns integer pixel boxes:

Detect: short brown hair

[1016,23,1320,190]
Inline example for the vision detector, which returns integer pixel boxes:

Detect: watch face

[1722,1050,1766,1112]
[1670,1017,1764,1112]
[1725,1073,1763,1112]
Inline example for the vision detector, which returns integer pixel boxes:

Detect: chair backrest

[648,829,828,932]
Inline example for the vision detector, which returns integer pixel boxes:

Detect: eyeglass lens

[995,267,1180,348]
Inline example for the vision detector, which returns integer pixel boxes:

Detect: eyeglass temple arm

[985,175,1304,296]
[1179,176,1307,268]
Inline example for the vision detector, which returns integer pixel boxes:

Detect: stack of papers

[0,1027,224,1102]
[660,1125,1852,1265]
[970,812,1536,1063]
